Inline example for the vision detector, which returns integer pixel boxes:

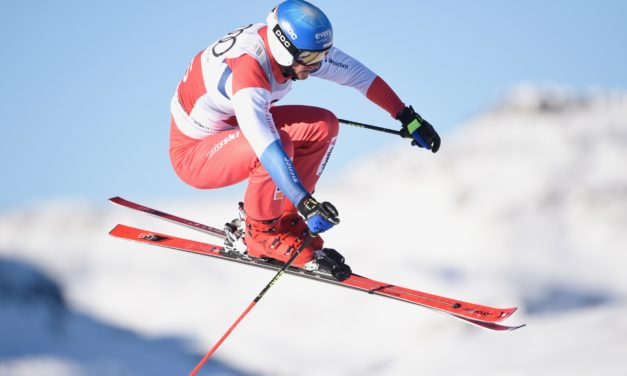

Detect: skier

[169,0,441,280]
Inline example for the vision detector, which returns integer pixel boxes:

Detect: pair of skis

[108,196,525,331]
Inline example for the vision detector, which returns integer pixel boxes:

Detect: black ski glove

[297,195,340,234]
[397,106,441,153]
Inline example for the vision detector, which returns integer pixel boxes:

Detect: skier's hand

[397,105,441,153]
[297,195,339,234]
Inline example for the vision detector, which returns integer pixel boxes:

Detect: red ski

[109,223,525,331]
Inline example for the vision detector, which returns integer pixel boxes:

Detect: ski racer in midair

[169,0,441,279]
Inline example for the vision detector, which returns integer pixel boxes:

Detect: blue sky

[1,1,626,209]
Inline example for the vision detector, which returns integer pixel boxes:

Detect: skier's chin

[295,72,311,80]
[289,61,320,80]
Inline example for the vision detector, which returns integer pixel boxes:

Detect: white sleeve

[310,47,377,95]
[231,87,279,157]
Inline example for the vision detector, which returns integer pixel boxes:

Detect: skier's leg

[269,106,351,276]
[170,117,293,221]
[170,105,338,215]
[242,130,294,221]
[170,119,252,188]
[270,105,339,214]
[170,116,326,268]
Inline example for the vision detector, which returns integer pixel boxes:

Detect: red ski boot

[244,214,321,268]
[280,212,324,250]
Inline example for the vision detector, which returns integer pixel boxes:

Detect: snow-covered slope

[1,86,626,375]
[0,258,250,376]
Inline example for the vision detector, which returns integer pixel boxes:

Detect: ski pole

[338,118,410,138]
[189,233,317,376]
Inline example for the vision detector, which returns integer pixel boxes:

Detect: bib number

[212,24,253,57]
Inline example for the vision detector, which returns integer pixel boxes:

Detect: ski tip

[455,314,527,331]
[497,322,527,332]
[510,323,527,331]
[478,321,527,332]
[496,322,526,332]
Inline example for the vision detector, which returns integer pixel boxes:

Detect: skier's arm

[228,56,309,210]
[312,47,441,152]
[311,47,404,117]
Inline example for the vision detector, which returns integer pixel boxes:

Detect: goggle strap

[272,24,300,57]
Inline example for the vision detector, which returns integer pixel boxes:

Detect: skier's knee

[317,109,339,140]
[278,129,294,158]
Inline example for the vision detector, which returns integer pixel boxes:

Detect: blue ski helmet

[266,0,333,66]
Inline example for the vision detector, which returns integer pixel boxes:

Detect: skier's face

[290,60,322,80]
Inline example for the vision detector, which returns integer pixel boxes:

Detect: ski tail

[108,196,226,238]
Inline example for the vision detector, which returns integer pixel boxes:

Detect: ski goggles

[271,24,331,66]
[294,48,331,66]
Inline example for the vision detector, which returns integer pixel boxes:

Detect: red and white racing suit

[170,23,405,220]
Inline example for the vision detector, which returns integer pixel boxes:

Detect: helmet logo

[280,21,298,40]
[315,30,332,40]
[274,29,292,49]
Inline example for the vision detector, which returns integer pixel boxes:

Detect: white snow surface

[0,259,249,376]
[2,86,627,375]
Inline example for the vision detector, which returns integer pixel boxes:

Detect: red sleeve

[366,76,406,118]
[226,54,272,95]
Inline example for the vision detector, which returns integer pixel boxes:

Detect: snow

[0,259,249,376]
[2,86,627,375]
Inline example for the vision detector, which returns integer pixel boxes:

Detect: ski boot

[304,248,352,281]
[280,211,324,251]
[244,213,320,268]
[226,204,351,280]
[281,211,351,280]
